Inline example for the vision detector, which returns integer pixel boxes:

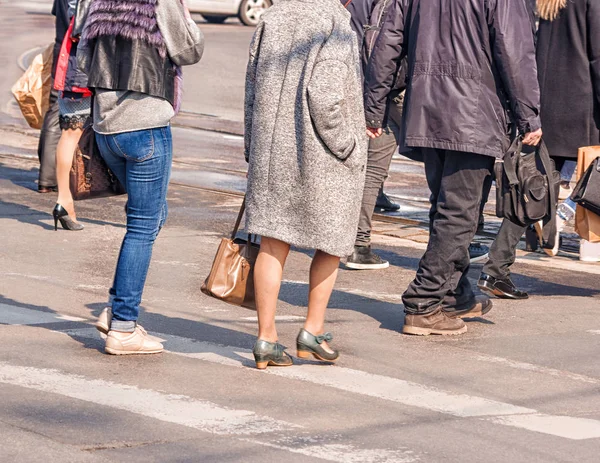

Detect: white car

[187,0,272,26]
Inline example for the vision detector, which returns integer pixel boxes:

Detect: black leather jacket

[80,36,176,105]
[364,0,541,159]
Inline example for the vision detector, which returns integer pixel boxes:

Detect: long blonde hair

[537,0,567,21]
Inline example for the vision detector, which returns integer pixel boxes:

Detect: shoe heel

[255,361,268,370]
[296,350,312,359]
[53,217,58,231]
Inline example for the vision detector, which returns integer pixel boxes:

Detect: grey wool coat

[244,0,368,257]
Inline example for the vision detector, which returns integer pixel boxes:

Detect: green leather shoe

[253,339,293,370]
[296,329,339,363]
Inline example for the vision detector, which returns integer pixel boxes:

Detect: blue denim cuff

[110,319,136,333]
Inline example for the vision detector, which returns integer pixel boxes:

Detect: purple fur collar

[83,0,167,58]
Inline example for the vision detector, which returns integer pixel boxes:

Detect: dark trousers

[37,88,60,188]
[478,174,493,233]
[402,149,495,314]
[483,219,525,279]
[355,91,403,247]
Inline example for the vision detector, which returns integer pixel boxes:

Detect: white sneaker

[96,308,165,342]
[580,240,600,262]
[105,327,164,356]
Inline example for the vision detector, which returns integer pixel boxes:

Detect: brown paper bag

[575,146,600,243]
[11,44,54,129]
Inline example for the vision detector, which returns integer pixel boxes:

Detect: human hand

[367,127,382,139]
[522,129,543,146]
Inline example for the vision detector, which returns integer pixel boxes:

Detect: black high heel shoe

[52,204,84,231]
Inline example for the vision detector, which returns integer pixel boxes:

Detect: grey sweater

[94,0,204,135]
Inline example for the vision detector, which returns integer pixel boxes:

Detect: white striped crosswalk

[61,327,600,441]
[2,301,600,462]
[0,362,417,463]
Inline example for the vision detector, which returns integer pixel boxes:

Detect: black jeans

[482,219,526,279]
[37,88,60,188]
[402,149,495,314]
[355,91,403,247]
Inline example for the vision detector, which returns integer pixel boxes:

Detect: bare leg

[55,128,83,220]
[254,237,290,343]
[305,250,340,352]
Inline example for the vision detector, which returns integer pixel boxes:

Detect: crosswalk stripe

[62,328,600,441]
[0,362,418,463]
[0,303,86,325]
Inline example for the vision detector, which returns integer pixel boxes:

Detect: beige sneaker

[105,327,164,355]
[96,308,165,342]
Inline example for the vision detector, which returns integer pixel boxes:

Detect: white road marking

[223,134,244,141]
[474,353,600,385]
[0,304,85,325]
[62,327,600,440]
[488,414,600,441]
[587,330,600,335]
[240,315,305,322]
[0,362,418,462]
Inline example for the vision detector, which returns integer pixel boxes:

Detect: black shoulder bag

[495,138,560,227]
[571,156,600,216]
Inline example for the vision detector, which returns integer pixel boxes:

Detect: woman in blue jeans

[77,0,204,354]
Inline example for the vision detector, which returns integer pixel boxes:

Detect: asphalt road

[2,3,600,463]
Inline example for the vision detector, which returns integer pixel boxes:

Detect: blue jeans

[560,160,577,183]
[96,127,173,332]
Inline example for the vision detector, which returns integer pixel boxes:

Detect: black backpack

[495,138,560,228]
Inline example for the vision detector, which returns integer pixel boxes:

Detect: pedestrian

[344,0,405,270]
[51,0,91,231]
[479,0,600,299]
[78,0,205,355]
[364,0,542,335]
[245,0,367,369]
[535,0,600,255]
[37,0,71,194]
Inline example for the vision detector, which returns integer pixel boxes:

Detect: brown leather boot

[402,308,467,336]
[445,296,493,319]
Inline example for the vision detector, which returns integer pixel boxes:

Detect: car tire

[203,15,228,24]
[239,0,272,27]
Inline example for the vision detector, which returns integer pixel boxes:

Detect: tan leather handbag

[201,197,259,309]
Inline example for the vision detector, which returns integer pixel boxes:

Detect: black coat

[51,0,70,78]
[364,0,541,158]
[536,0,600,160]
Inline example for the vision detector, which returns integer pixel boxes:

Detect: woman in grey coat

[244,0,367,369]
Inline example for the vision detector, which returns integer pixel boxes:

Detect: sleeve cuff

[519,116,541,134]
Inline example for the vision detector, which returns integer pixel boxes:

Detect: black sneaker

[469,242,489,264]
[375,190,401,212]
[345,246,390,270]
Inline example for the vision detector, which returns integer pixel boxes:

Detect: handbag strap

[537,140,558,219]
[503,137,521,186]
[231,196,246,240]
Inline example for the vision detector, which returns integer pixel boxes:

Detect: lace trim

[59,115,91,131]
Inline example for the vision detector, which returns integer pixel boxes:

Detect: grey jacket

[244,0,368,257]
[364,0,541,158]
